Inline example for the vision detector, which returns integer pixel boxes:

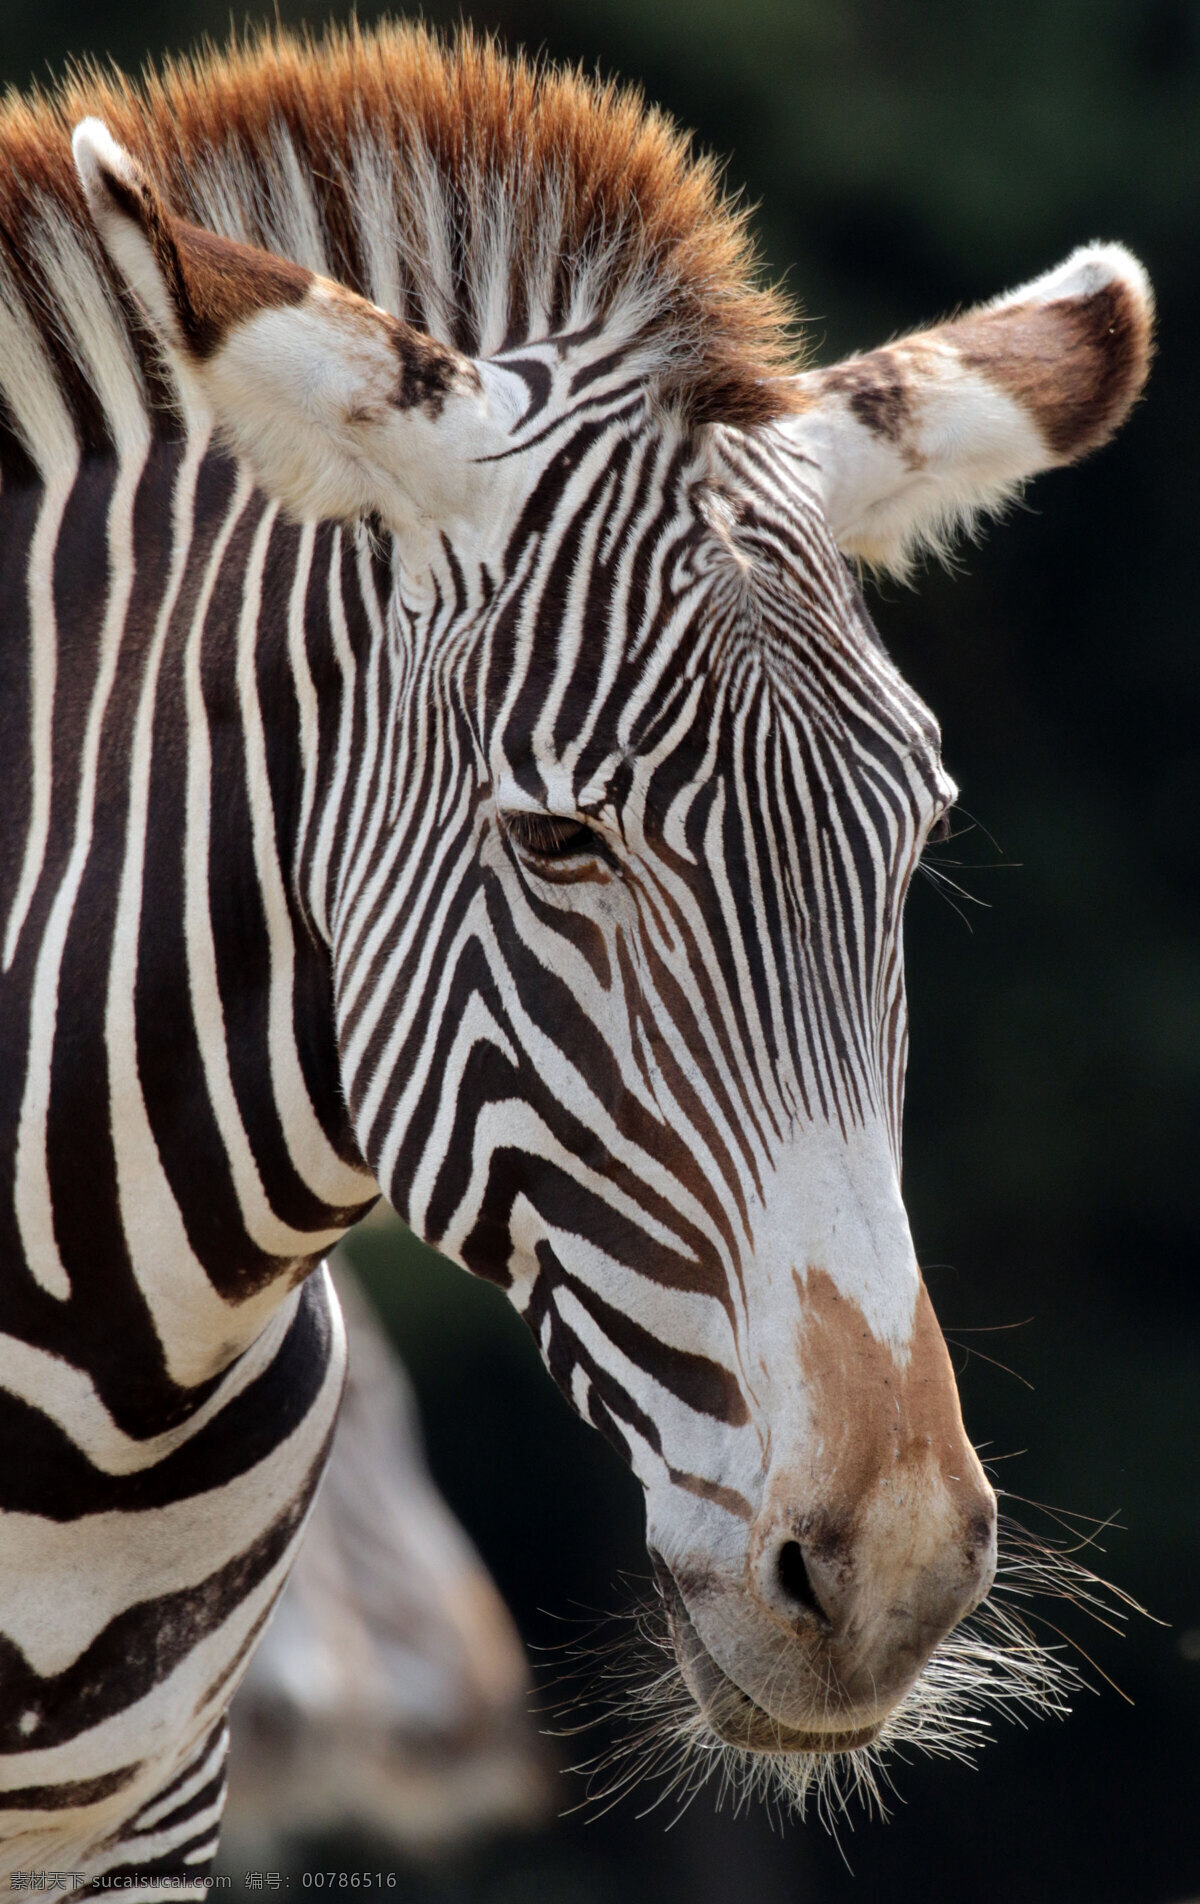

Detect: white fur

[72,121,182,350]
[262,124,331,276]
[201,296,528,543]
[988,239,1153,316]
[343,136,406,319]
[782,362,1045,578]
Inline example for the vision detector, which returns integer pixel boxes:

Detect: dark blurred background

[6,1,1197,1897]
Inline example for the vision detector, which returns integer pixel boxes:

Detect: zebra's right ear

[71,119,521,538]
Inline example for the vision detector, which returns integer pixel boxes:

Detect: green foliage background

[3,2,1197,1898]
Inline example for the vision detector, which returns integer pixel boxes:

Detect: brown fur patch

[668,1465,754,1522]
[166,225,311,359]
[0,22,806,455]
[789,1267,986,1546]
[822,350,912,444]
[387,319,466,414]
[955,279,1154,461]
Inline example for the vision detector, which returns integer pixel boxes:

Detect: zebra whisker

[540,1515,1140,1830]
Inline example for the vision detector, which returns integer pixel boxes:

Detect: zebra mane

[0,22,804,469]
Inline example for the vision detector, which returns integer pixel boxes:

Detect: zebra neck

[0,436,377,1431]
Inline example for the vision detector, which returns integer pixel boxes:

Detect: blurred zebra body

[0,23,1150,1889]
[224,1259,544,1863]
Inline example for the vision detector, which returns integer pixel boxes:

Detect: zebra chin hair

[543,1513,1145,1833]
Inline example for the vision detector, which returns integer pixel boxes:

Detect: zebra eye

[505,811,603,861]
[927,807,955,844]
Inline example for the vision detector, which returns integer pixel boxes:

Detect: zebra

[0,23,1151,1893]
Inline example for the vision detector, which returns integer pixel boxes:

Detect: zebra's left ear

[773,246,1153,576]
[72,119,520,537]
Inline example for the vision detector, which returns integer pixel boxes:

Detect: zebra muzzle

[647,1268,999,1743]
[652,1461,996,1749]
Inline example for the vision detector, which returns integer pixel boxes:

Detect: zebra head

[75,119,1152,1782]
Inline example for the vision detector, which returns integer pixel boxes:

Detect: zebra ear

[774,246,1153,577]
[71,119,519,537]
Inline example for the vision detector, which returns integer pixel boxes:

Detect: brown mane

[0,21,804,459]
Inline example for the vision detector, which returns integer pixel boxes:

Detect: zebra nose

[757,1488,998,1659]
[771,1535,835,1630]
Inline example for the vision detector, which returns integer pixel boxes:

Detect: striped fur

[0,23,1151,1881]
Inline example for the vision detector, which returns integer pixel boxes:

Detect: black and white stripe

[0,89,954,1885]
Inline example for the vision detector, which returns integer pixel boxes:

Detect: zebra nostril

[776,1539,831,1628]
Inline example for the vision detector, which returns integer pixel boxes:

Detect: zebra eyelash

[504,810,610,864]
